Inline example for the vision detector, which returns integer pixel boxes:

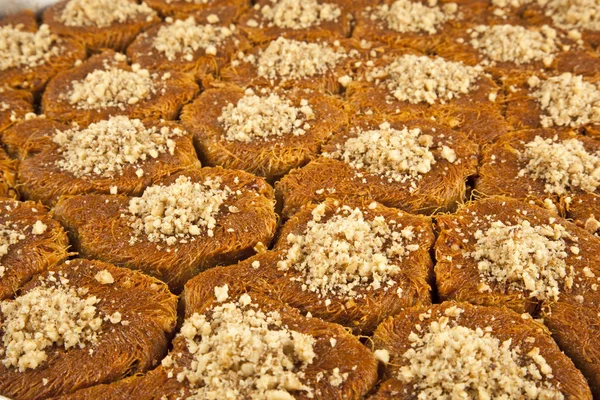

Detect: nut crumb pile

[366,54,484,104]
[468,24,559,66]
[126,175,234,245]
[153,17,235,61]
[398,311,564,399]
[53,116,183,178]
[371,0,458,34]
[241,37,347,83]
[325,122,449,186]
[518,136,600,195]
[472,219,575,301]
[58,0,156,28]
[528,73,600,128]
[218,88,315,143]
[161,293,316,400]
[0,24,61,71]
[539,0,600,32]
[258,0,341,30]
[277,203,419,298]
[0,276,104,372]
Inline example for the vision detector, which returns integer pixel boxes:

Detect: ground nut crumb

[94,269,114,285]
[0,24,62,71]
[518,135,600,195]
[218,88,315,142]
[325,122,440,185]
[152,17,234,61]
[58,0,156,28]
[31,220,47,235]
[53,116,183,178]
[472,219,575,301]
[166,295,316,399]
[399,314,563,398]
[259,0,341,29]
[372,0,457,34]
[529,73,600,128]
[540,0,600,32]
[366,55,484,104]
[126,175,233,245]
[277,204,419,298]
[0,279,103,371]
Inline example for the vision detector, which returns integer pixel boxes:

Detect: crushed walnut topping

[58,0,156,28]
[218,88,315,143]
[152,17,235,61]
[469,24,559,66]
[126,175,233,245]
[52,116,183,178]
[366,55,483,104]
[162,293,316,399]
[0,24,61,71]
[259,0,341,29]
[277,203,419,298]
[325,122,445,185]
[472,219,575,301]
[539,0,600,32]
[518,135,600,195]
[399,313,564,399]
[371,0,458,34]
[528,73,600,128]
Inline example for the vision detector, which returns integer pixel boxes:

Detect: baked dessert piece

[0,87,33,134]
[180,85,347,181]
[0,149,17,199]
[237,0,351,43]
[57,289,378,400]
[145,0,248,18]
[0,258,178,399]
[6,116,200,206]
[0,10,86,92]
[435,197,600,395]
[182,199,434,334]
[43,0,160,52]
[127,7,252,82]
[370,302,592,399]
[345,49,509,145]
[434,22,600,78]
[475,128,600,225]
[276,116,478,219]
[503,71,600,133]
[352,0,487,53]
[52,168,278,292]
[42,50,199,126]
[0,199,69,300]
[217,37,378,94]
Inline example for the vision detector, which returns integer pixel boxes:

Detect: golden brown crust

[276,117,478,219]
[145,0,249,18]
[0,11,86,92]
[475,128,596,216]
[42,0,160,52]
[0,88,33,134]
[9,119,201,206]
[1,118,71,159]
[237,0,352,44]
[0,258,178,399]
[42,50,199,126]
[180,85,348,181]
[126,7,252,81]
[0,148,17,199]
[52,167,278,292]
[370,302,593,399]
[0,199,70,300]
